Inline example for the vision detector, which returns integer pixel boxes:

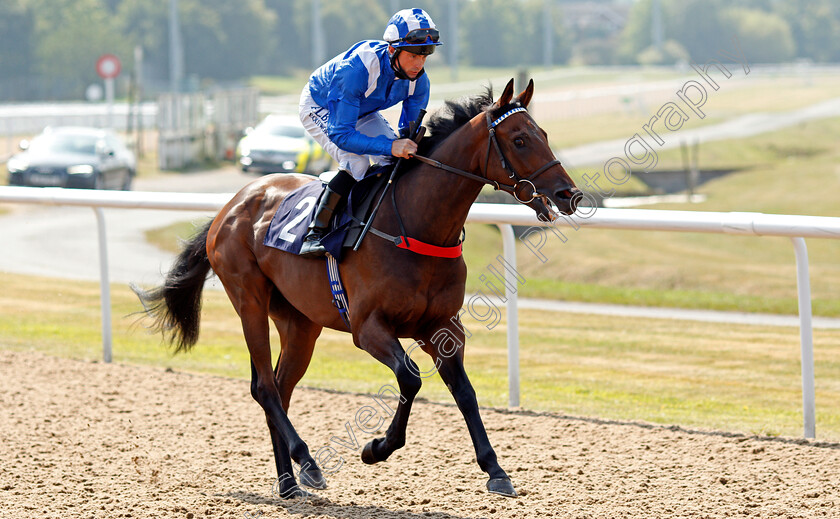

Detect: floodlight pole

[543,0,553,67]
[449,0,459,81]
[169,0,183,92]
[311,0,325,69]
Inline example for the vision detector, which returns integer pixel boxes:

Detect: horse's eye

[514,138,525,147]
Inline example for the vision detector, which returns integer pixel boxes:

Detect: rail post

[93,207,113,363]
[791,237,816,438]
[500,224,520,407]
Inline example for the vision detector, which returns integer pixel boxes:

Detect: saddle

[321,165,394,260]
[262,165,393,261]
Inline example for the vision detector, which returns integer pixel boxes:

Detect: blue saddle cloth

[263,166,391,260]
[262,180,326,255]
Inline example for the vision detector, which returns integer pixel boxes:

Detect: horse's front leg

[420,332,517,497]
[355,316,423,464]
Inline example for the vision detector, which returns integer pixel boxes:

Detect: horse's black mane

[415,87,495,157]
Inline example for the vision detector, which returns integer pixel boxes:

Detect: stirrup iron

[299,186,344,257]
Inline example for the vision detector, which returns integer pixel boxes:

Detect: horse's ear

[495,79,515,107]
[516,79,535,108]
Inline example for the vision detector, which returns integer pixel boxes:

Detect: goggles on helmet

[400,28,439,45]
[390,28,440,56]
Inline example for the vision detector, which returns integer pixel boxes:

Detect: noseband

[411,105,572,205]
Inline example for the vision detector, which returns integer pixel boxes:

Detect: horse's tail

[131,220,214,353]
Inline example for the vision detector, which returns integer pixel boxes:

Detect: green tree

[179,0,275,81]
[116,0,169,83]
[778,0,840,62]
[618,0,751,64]
[667,0,734,62]
[615,0,653,64]
[723,8,794,63]
[264,0,301,73]
[462,0,526,67]
[636,39,690,66]
[0,0,35,78]
[320,0,388,60]
[520,0,571,66]
[117,0,274,84]
[24,0,129,95]
[619,0,839,64]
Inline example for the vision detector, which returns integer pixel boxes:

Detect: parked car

[6,126,136,190]
[237,114,332,175]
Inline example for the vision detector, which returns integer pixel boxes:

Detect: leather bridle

[411,104,573,206]
[369,104,574,257]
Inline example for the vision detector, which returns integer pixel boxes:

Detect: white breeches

[299,85,396,180]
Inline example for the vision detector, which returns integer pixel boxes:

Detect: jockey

[298,8,442,257]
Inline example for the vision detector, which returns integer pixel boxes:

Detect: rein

[367,104,566,259]
[411,105,567,204]
[410,154,559,203]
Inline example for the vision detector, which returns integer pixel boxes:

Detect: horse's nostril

[556,189,583,213]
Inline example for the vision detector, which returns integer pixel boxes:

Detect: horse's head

[483,79,580,220]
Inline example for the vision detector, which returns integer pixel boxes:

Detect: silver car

[237,115,332,175]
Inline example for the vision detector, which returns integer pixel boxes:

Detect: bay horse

[133,79,580,499]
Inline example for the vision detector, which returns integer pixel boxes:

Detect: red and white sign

[96,54,121,79]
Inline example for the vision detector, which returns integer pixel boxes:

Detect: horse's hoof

[361,440,378,465]
[487,477,518,497]
[278,485,313,500]
[299,467,327,490]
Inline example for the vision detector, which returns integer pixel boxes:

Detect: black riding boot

[299,170,356,257]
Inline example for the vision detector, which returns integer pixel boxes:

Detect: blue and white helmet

[383,8,442,55]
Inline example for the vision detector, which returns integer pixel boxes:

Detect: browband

[489,106,527,129]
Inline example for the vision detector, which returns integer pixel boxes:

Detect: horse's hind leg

[223,276,320,498]
[269,291,321,411]
[355,316,423,465]
[265,295,325,489]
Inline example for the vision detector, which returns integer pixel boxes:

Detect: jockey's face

[394,48,427,80]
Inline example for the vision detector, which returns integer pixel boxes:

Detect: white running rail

[2,186,839,439]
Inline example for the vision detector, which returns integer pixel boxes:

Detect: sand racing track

[1,349,838,518]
